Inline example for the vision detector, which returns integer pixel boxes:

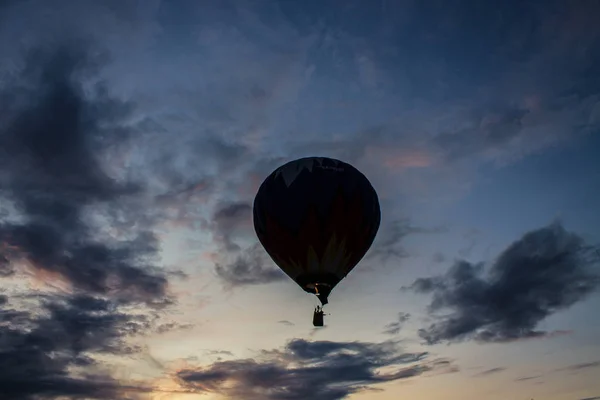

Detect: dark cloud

[0,294,152,399]
[0,39,174,399]
[382,312,410,335]
[474,367,506,377]
[176,338,451,400]
[208,200,284,287]
[409,222,600,344]
[211,201,253,252]
[0,41,169,304]
[215,242,285,287]
[213,202,252,225]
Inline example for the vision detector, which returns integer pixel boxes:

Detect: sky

[0,0,599,399]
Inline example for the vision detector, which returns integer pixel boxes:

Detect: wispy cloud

[474,367,506,377]
[382,312,411,335]
[515,375,543,382]
[278,320,295,326]
[557,361,600,372]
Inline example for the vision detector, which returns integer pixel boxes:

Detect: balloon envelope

[253,157,380,305]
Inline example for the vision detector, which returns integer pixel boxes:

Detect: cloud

[558,361,600,372]
[155,322,195,335]
[409,222,600,344]
[278,320,295,326]
[433,107,531,163]
[153,179,213,231]
[474,367,506,377]
[0,38,175,400]
[0,293,153,399]
[206,199,284,288]
[289,1,598,168]
[215,242,285,288]
[206,350,234,357]
[365,219,413,262]
[211,201,253,252]
[422,1,600,167]
[176,338,453,400]
[515,375,542,382]
[382,312,410,335]
[366,219,445,263]
[0,40,170,305]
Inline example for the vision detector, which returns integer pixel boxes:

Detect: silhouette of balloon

[253,156,381,307]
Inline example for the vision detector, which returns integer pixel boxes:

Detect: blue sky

[0,1,599,399]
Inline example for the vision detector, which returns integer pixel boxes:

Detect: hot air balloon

[253,157,381,326]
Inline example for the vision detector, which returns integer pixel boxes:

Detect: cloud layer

[176,338,450,400]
